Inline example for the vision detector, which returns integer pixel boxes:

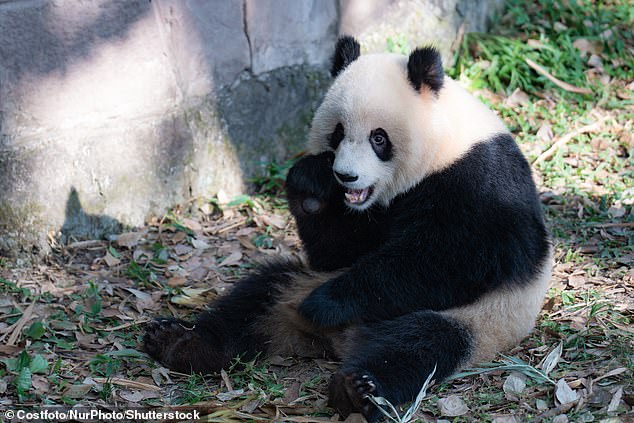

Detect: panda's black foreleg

[286,152,386,271]
[143,261,304,374]
[329,311,473,422]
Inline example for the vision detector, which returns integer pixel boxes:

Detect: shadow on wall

[59,187,122,245]
[0,1,219,251]
[0,0,334,254]
[0,1,149,79]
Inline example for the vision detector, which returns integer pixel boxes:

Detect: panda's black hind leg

[329,311,473,422]
[143,261,304,374]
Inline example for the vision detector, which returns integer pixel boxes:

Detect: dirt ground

[1,184,632,421]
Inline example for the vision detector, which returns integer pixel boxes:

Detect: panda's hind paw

[143,317,205,373]
[329,370,382,422]
[350,374,377,400]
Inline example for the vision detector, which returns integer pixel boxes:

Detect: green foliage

[1,350,49,401]
[177,373,215,404]
[450,0,633,97]
[386,34,411,55]
[253,233,274,249]
[228,355,285,400]
[89,354,121,378]
[125,260,153,284]
[250,159,295,196]
[25,321,46,340]
[227,194,259,209]
[0,278,32,298]
[151,242,169,264]
[83,281,103,317]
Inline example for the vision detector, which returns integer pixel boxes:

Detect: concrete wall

[0,0,503,255]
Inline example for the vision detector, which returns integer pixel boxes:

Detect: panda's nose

[334,171,358,183]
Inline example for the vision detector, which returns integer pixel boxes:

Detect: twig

[204,218,248,235]
[65,240,106,250]
[6,301,36,345]
[92,377,161,391]
[525,58,592,94]
[98,317,151,332]
[592,222,634,228]
[532,120,605,166]
[0,312,22,321]
[449,21,467,58]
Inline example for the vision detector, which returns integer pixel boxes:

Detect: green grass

[451,0,634,95]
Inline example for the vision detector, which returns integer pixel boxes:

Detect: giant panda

[143,36,552,422]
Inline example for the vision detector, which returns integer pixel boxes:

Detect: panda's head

[306,36,450,211]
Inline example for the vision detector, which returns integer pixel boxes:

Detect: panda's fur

[143,36,552,422]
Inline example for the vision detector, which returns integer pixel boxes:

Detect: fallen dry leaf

[504,88,530,108]
[170,287,214,307]
[219,251,243,267]
[181,218,202,232]
[63,384,93,398]
[555,379,579,405]
[594,367,628,383]
[503,373,527,395]
[536,122,553,142]
[540,342,563,375]
[103,251,121,267]
[119,389,160,402]
[174,244,193,256]
[124,288,156,313]
[191,238,210,250]
[31,374,50,395]
[572,38,602,57]
[343,414,366,423]
[167,276,187,287]
[587,54,603,69]
[438,395,469,416]
[607,386,623,413]
[217,388,246,401]
[116,232,144,248]
[260,213,287,229]
[567,275,586,288]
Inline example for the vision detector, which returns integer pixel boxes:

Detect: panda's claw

[329,370,382,422]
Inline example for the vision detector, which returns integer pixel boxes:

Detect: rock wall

[0,0,503,255]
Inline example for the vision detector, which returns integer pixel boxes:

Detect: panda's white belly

[441,248,553,364]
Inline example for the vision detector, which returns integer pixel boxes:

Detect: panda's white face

[330,123,393,210]
[307,45,509,211]
[308,54,441,210]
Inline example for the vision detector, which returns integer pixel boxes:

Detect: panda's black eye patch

[369,128,392,161]
[328,123,345,150]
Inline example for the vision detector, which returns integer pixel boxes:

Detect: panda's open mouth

[344,186,375,205]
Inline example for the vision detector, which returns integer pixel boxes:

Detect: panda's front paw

[298,282,358,328]
[286,152,339,215]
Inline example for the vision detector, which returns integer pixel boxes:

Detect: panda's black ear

[331,36,361,78]
[407,46,444,95]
